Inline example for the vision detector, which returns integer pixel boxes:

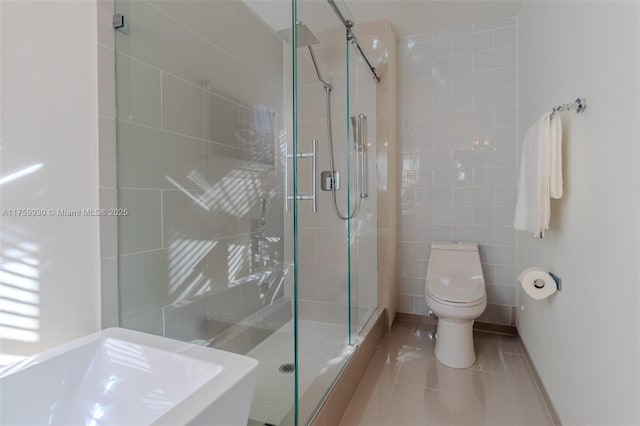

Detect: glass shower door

[293,0,356,423]
[114,0,377,423]
[114,1,295,424]
[347,23,379,338]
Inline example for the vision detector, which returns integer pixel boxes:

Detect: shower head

[278,21,332,91]
[277,22,319,48]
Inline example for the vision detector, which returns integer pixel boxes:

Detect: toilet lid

[426,276,485,304]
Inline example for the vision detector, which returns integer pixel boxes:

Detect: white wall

[518,2,640,424]
[0,1,101,363]
[396,17,519,325]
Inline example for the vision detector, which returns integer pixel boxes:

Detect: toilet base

[434,318,476,369]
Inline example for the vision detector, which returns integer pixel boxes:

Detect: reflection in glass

[115,0,379,423]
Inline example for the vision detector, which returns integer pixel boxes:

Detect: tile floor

[339,321,554,426]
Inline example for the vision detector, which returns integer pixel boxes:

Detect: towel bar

[552,98,587,116]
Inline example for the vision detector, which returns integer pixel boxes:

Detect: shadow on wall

[119,103,286,342]
[0,224,41,365]
[0,163,46,365]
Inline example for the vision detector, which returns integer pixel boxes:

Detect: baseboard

[395,312,437,325]
[519,339,562,426]
[395,312,518,336]
[474,321,517,336]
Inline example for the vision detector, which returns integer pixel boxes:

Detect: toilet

[425,241,487,368]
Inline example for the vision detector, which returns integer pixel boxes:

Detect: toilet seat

[426,277,485,305]
[427,291,485,308]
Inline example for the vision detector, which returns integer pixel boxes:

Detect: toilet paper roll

[518,267,557,300]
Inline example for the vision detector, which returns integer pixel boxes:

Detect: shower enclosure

[114,0,378,423]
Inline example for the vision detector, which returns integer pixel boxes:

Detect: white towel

[549,114,563,199]
[514,113,563,237]
[514,114,547,236]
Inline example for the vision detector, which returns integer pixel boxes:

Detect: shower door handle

[286,139,319,212]
[311,139,319,211]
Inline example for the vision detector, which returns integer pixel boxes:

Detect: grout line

[115,51,283,107]
[119,228,259,258]
[117,119,269,160]
[143,1,283,88]
[119,247,165,257]
[118,187,203,191]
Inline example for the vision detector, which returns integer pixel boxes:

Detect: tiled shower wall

[396,17,518,325]
[295,24,379,326]
[114,0,285,334]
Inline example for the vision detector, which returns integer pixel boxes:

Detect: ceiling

[245,0,522,37]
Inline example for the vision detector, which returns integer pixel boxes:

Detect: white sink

[0,327,258,425]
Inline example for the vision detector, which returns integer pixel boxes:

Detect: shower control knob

[321,171,340,191]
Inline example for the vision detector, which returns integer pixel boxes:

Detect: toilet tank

[427,241,484,281]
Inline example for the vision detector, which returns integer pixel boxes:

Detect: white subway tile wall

[397,17,518,325]
[295,21,381,328]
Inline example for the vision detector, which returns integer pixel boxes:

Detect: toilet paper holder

[534,272,562,291]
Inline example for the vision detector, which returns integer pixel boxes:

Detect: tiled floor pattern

[339,321,554,426]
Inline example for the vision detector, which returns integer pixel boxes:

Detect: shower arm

[307,46,333,91]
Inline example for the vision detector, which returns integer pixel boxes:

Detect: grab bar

[350,115,360,205]
[358,114,368,198]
